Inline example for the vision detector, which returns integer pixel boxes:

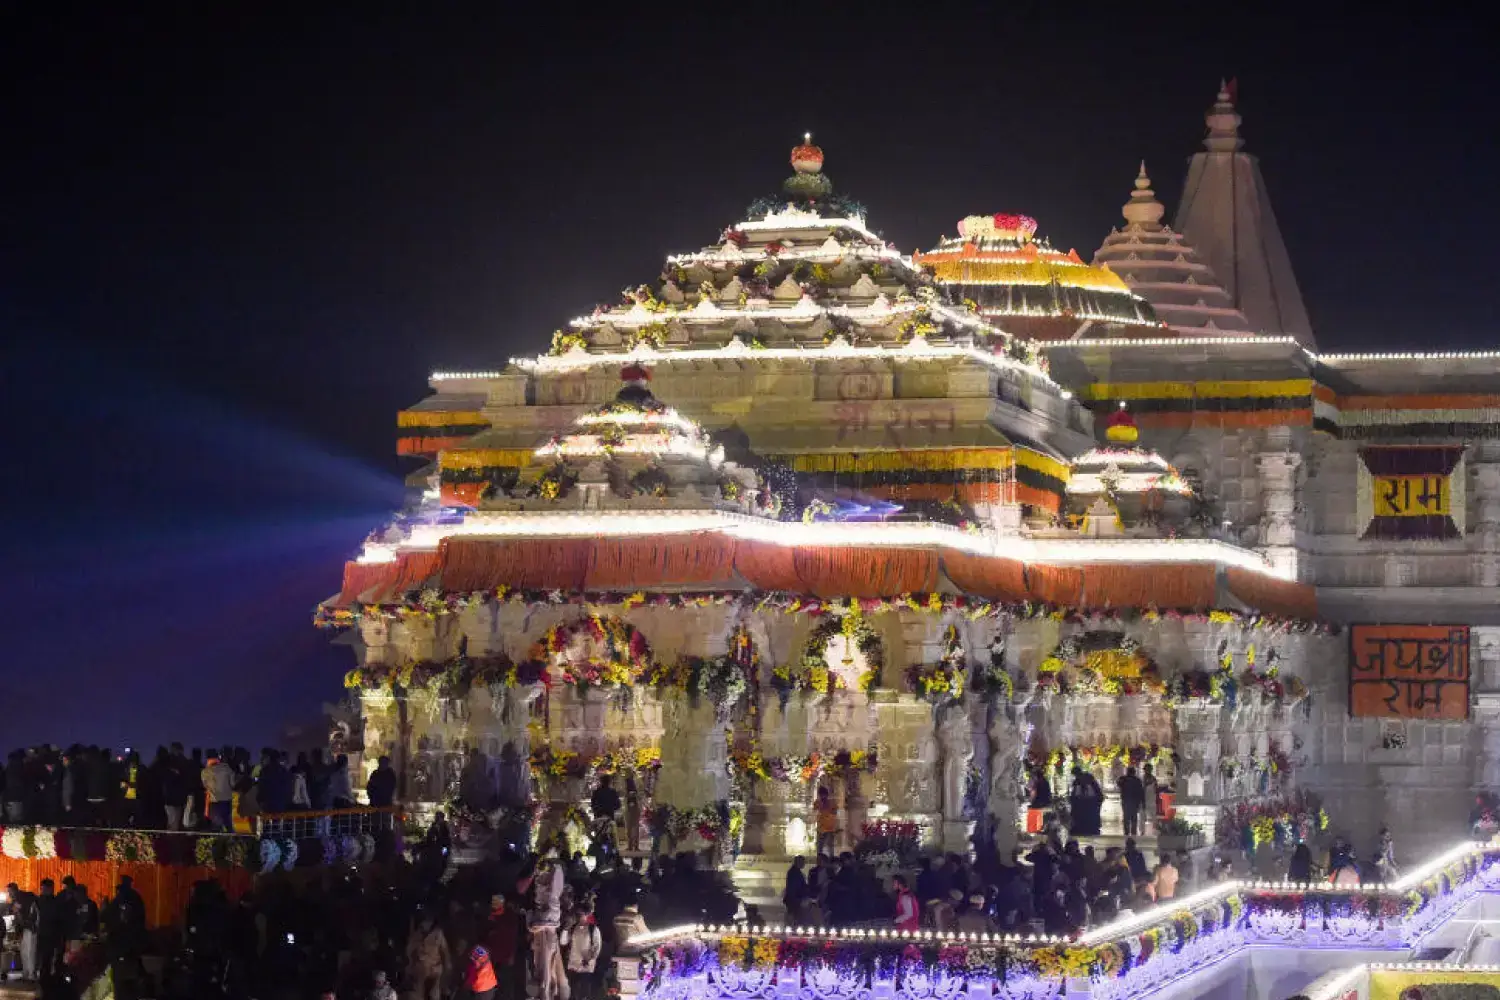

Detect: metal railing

[255,805,400,840]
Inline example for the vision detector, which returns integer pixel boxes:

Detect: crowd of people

[783,837,1191,937]
[1,800,742,1000]
[0,744,399,831]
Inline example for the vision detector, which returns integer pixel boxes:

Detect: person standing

[892,874,919,931]
[1117,766,1145,838]
[782,856,807,921]
[1152,854,1179,901]
[327,754,354,808]
[405,913,452,1000]
[562,901,600,1000]
[35,879,64,980]
[463,944,500,1000]
[483,895,522,1000]
[624,773,641,853]
[1141,764,1160,836]
[366,755,397,808]
[527,848,569,1000]
[814,787,838,858]
[202,753,235,831]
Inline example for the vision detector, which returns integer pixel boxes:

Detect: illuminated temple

[319,86,1500,999]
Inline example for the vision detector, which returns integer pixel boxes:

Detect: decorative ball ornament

[1105,402,1140,445]
[790,132,824,174]
[990,213,1039,240]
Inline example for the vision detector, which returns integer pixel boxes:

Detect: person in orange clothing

[463,944,499,1000]
[814,786,838,858]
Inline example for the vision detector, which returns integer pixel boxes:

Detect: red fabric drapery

[791,546,938,597]
[0,857,252,929]
[1079,563,1216,610]
[1226,567,1316,619]
[1026,564,1083,605]
[338,561,394,605]
[437,537,592,591]
[585,534,740,590]
[940,552,1028,600]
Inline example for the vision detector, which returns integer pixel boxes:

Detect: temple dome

[1065,405,1192,531]
[917,211,1159,341]
[514,366,768,514]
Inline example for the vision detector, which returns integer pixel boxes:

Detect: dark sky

[2,9,1495,749]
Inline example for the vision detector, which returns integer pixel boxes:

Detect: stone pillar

[1473,443,1500,587]
[987,699,1025,856]
[1173,700,1225,841]
[1256,427,1303,581]
[937,703,975,853]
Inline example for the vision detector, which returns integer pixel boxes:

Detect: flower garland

[779,609,883,695]
[646,801,741,845]
[546,615,653,691]
[344,654,548,694]
[104,831,157,864]
[907,625,966,704]
[317,587,1335,638]
[728,742,877,785]
[1033,634,1166,698]
[528,743,662,783]
[1039,744,1169,775]
[1218,789,1328,850]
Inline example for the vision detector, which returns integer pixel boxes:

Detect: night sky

[2,10,1495,749]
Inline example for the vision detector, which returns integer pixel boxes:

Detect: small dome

[790,133,824,174]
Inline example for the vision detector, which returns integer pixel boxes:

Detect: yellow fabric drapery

[439,449,537,470]
[782,449,1014,474]
[398,409,488,428]
[1078,379,1314,401]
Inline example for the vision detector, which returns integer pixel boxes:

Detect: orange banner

[1349,624,1470,720]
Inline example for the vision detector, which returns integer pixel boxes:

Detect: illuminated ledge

[1305,962,1500,1000]
[355,509,1292,579]
[627,838,1492,952]
[451,340,1054,386]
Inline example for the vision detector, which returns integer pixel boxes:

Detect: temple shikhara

[316,86,1500,999]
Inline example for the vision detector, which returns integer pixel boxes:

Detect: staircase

[732,853,790,924]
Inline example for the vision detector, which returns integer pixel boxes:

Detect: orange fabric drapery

[584,534,739,590]
[382,549,442,598]
[338,560,395,605]
[1025,564,1083,605]
[792,546,938,597]
[439,482,486,508]
[731,541,802,592]
[0,856,252,929]
[437,537,592,591]
[1226,567,1317,619]
[396,434,470,456]
[940,552,1028,600]
[1014,483,1062,513]
[1079,563,1216,610]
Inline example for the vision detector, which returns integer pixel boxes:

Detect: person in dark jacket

[366,756,397,808]
[35,879,64,980]
[159,745,188,830]
[4,751,27,823]
[258,750,291,814]
[1117,766,1146,837]
[66,883,99,947]
[84,748,112,826]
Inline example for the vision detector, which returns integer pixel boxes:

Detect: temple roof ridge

[1174,81,1316,346]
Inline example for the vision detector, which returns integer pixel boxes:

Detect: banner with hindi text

[1356,445,1465,540]
[1349,624,1470,720]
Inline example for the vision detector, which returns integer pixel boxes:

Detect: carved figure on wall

[497,741,530,808]
[937,707,973,821]
[410,755,435,802]
[461,749,495,809]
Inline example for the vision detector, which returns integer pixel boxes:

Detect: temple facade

[319,89,1500,886]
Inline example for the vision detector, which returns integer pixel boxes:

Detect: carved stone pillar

[987,700,1026,856]
[1473,443,1500,587]
[937,703,975,852]
[1256,427,1303,581]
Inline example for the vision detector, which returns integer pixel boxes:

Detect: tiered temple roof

[1092,163,1255,336]
[916,212,1160,342]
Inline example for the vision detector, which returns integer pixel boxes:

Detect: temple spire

[1174,81,1315,346]
[1204,80,1244,152]
[1121,161,1165,229]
